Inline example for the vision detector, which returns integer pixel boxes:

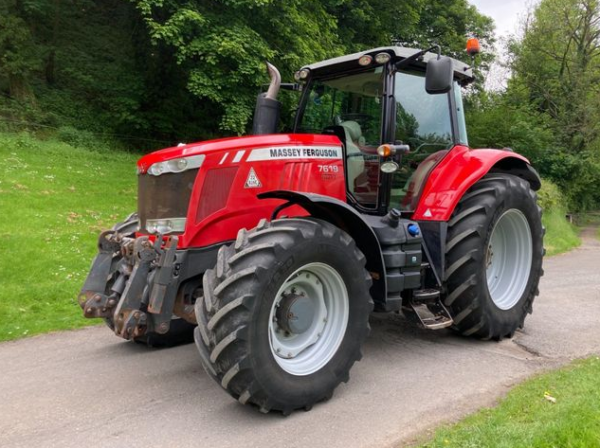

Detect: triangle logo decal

[244,167,262,189]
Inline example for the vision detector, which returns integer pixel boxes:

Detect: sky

[468,0,540,89]
[468,0,533,38]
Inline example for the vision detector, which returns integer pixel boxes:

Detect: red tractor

[79,45,544,415]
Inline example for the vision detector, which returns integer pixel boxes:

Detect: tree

[131,0,494,134]
[0,1,43,103]
[510,0,600,152]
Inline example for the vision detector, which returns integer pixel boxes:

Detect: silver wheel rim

[268,262,349,376]
[486,209,533,310]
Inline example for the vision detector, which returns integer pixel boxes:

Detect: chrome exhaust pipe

[252,62,282,135]
[265,62,281,101]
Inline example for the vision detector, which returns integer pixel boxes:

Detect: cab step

[405,289,453,330]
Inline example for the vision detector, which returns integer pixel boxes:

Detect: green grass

[0,132,138,341]
[542,206,581,256]
[418,357,600,448]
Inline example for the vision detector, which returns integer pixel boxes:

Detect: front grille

[195,167,238,222]
[138,169,199,232]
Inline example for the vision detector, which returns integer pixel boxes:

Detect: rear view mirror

[425,56,453,94]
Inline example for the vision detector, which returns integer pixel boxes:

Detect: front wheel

[194,218,373,414]
[443,173,544,340]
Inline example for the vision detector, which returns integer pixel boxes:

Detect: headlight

[358,55,373,66]
[294,68,310,81]
[147,155,205,176]
[375,52,391,64]
[145,218,187,234]
[380,161,399,174]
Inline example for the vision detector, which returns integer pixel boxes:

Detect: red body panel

[137,134,346,249]
[411,145,531,221]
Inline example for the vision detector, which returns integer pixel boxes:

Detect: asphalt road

[1,229,599,448]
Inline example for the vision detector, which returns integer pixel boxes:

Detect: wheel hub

[268,263,349,376]
[276,293,315,335]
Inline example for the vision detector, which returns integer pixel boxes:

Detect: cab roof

[301,46,474,84]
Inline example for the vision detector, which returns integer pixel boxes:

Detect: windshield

[297,68,384,209]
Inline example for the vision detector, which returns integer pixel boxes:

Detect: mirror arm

[261,83,301,92]
[280,83,302,92]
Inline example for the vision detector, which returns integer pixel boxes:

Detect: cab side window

[392,71,454,209]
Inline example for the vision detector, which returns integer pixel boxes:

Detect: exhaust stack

[252,62,282,135]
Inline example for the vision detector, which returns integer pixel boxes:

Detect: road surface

[1,229,599,448]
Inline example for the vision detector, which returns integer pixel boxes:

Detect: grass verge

[0,132,138,341]
[542,207,581,256]
[418,357,600,448]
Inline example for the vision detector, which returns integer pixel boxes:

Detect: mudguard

[258,190,387,303]
[412,145,541,222]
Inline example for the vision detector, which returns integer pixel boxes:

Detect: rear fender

[258,191,386,304]
[412,146,541,280]
[412,145,541,222]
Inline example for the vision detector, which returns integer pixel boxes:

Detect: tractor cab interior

[296,68,384,209]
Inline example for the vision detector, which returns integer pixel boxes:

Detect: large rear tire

[443,174,544,340]
[195,218,372,414]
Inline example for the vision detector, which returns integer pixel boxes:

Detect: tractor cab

[292,47,472,215]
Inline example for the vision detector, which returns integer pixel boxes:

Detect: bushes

[537,178,563,211]
[56,126,103,149]
[534,150,600,211]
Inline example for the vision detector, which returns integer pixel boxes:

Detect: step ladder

[405,289,453,330]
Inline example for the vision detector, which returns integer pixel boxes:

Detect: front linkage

[78,226,196,341]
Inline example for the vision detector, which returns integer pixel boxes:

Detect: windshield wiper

[394,45,441,72]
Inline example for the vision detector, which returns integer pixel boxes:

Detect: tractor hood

[137,133,342,174]
[135,132,347,249]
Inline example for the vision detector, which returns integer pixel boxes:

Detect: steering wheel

[340,113,372,126]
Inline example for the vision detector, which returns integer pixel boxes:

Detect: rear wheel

[443,174,544,340]
[195,218,372,414]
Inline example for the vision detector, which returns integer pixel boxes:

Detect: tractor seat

[340,121,366,189]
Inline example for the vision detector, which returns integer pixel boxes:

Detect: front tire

[195,218,372,414]
[443,174,544,340]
